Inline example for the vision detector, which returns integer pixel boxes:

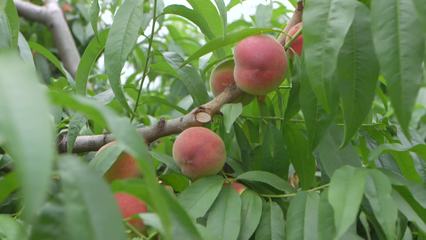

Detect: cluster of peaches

[100,23,303,232]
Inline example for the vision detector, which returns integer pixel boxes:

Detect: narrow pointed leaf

[0,52,55,222]
[303,0,358,111]
[105,0,144,113]
[338,4,379,146]
[371,0,425,134]
[206,185,242,240]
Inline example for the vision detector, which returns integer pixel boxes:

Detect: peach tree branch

[57,3,304,153]
[14,0,80,76]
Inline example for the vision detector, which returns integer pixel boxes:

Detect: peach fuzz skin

[234,35,288,96]
[286,22,303,56]
[114,192,147,231]
[210,60,235,96]
[172,127,226,180]
[97,142,140,183]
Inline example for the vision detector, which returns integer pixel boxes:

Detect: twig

[277,1,303,46]
[260,183,330,198]
[14,0,80,76]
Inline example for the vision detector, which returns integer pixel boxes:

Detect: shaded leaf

[237,171,292,193]
[221,103,242,133]
[0,52,55,222]
[238,190,262,240]
[206,184,242,240]
[0,215,26,240]
[286,191,320,240]
[254,200,285,240]
[178,176,224,219]
[328,166,366,239]
[338,3,379,146]
[303,0,358,111]
[371,0,425,134]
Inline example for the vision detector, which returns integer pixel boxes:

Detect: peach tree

[0,0,425,239]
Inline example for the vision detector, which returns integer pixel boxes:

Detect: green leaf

[150,151,181,173]
[0,52,55,222]
[364,170,398,240]
[255,4,272,28]
[318,190,336,240]
[181,28,276,67]
[17,33,35,68]
[286,191,320,240]
[221,103,242,133]
[59,155,126,240]
[237,171,293,193]
[371,0,425,134]
[89,143,124,175]
[392,190,426,233]
[254,200,285,240]
[0,172,18,204]
[206,184,242,240]
[66,113,86,153]
[213,0,227,33]
[338,3,379,146]
[4,0,19,48]
[303,0,358,111]
[369,143,426,163]
[0,215,26,240]
[328,166,366,239]
[163,5,216,40]
[163,52,209,105]
[178,175,224,219]
[105,0,144,113]
[412,0,426,34]
[186,0,224,38]
[76,29,109,95]
[90,0,99,36]
[283,124,316,189]
[29,41,72,79]
[299,68,334,149]
[238,190,262,240]
[316,126,361,177]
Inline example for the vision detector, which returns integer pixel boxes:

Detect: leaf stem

[131,0,158,121]
[260,183,330,198]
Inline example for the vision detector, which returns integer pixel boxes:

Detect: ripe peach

[231,182,246,194]
[234,35,287,95]
[286,22,303,56]
[172,127,226,180]
[210,59,253,104]
[97,142,140,182]
[114,192,147,231]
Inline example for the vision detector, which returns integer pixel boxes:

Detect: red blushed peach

[97,142,140,182]
[114,192,147,231]
[172,127,226,180]
[286,22,303,56]
[234,35,288,95]
[210,59,254,104]
[231,182,246,194]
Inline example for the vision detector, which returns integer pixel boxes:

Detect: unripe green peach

[114,192,147,231]
[210,59,253,104]
[97,142,140,182]
[172,127,226,180]
[234,35,288,95]
[286,22,303,56]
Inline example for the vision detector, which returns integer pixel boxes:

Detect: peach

[97,142,140,182]
[231,182,246,194]
[234,35,288,95]
[286,22,303,56]
[210,59,253,104]
[172,127,226,180]
[114,192,147,231]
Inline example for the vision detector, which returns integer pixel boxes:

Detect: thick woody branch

[58,86,244,153]
[14,0,80,76]
[57,4,304,153]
